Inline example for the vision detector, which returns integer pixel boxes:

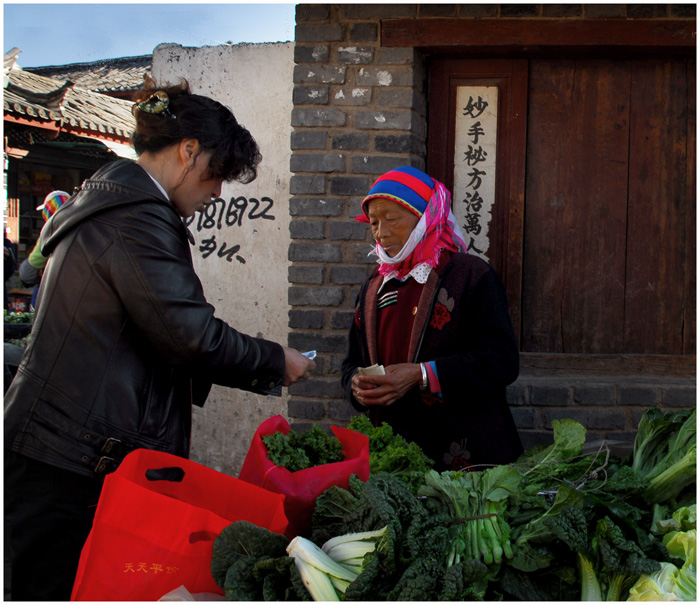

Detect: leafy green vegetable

[211,521,306,601]
[511,483,584,551]
[520,418,587,477]
[438,559,490,600]
[210,408,696,602]
[387,508,489,601]
[418,466,521,567]
[631,407,696,504]
[311,470,494,601]
[659,505,696,574]
[348,415,433,493]
[287,535,358,600]
[542,508,661,601]
[664,529,696,569]
[653,503,697,536]
[3,311,34,324]
[632,408,690,476]
[313,472,435,600]
[627,561,697,601]
[262,424,344,472]
[502,417,671,602]
[497,562,579,601]
[321,526,388,576]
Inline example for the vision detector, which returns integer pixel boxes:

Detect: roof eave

[3,113,60,132]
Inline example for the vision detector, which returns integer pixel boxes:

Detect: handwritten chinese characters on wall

[183,195,276,264]
[453,86,498,262]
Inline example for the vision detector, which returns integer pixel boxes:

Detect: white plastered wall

[151,42,293,476]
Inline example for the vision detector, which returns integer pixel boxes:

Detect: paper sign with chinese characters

[453,86,499,261]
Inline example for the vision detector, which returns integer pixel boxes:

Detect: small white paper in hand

[358,364,386,376]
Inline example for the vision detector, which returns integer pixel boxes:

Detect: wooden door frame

[385,18,696,376]
[427,59,527,342]
[381,19,695,57]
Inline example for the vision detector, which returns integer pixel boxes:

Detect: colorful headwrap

[356,167,468,280]
[359,166,434,219]
[36,190,70,222]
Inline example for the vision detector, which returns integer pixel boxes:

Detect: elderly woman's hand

[351,363,423,407]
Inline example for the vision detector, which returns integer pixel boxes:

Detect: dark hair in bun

[131,78,261,184]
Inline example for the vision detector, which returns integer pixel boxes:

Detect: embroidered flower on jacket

[421,391,441,407]
[430,288,454,330]
[443,438,472,472]
[354,307,362,329]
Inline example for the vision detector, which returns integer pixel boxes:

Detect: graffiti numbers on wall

[453,87,498,262]
[184,196,275,264]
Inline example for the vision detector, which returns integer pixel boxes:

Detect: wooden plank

[683,59,696,355]
[519,352,696,377]
[625,60,688,354]
[426,61,452,186]
[427,59,527,343]
[522,60,572,352]
[382,19,696,51]
[522,60,630,354]
[504,62,528,346]
[561,60,630,354]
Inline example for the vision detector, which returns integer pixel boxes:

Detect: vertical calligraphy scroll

[453,86,499,262]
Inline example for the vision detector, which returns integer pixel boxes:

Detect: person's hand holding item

[351,363,422,407]
[282,346,317,386]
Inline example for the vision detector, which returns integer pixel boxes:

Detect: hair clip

[137,91,176,118]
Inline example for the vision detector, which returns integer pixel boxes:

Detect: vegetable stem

[578,553,603,601]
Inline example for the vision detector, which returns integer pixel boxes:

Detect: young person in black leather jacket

[4,80,316,601]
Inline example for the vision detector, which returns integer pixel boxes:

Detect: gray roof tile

[25,55,151,95]
[4,60,136,143]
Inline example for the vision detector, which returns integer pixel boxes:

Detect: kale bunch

[348,415,433,493]
[211,521,307,601]
[262,425,344,472]
[311,471,490,601]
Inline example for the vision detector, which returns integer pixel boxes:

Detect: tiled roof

[5,124,122,160]
[4,57,136,143]
[25,55,151,96]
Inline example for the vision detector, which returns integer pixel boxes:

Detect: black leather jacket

[4,160,286,478]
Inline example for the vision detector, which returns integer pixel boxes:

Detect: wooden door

[429,56,695,369]
[522,58,695,356]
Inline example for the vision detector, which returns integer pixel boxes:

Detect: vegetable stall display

[4,309,34,347]
[214,408,696,601]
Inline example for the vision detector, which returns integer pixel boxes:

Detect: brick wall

[508,375,697,451]
[288,4,696,449]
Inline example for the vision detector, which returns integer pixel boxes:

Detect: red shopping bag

[70,449,288,601]
[238,415,370,538]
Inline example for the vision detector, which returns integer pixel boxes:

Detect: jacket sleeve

[433,265,519,403]
[341,299,365,412]
[109,203,285,394]
[18,258,41,286]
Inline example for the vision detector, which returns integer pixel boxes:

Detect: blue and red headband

[357,166,435,223]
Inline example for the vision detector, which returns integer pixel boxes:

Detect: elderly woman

[342,166,522,471]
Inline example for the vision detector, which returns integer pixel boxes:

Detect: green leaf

[480,465,522,502]
[509,541,556,572]
[513,483,584,546]
[211,520,289,591]
[524,419,587,474]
